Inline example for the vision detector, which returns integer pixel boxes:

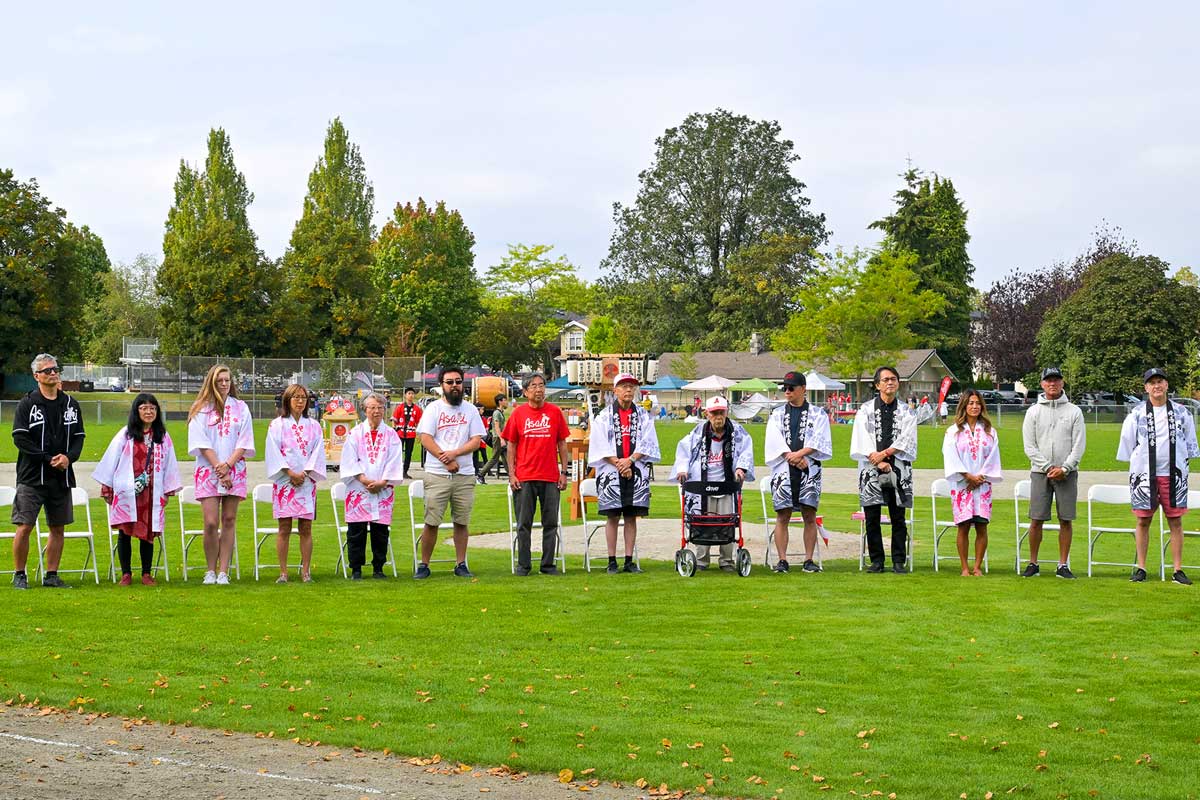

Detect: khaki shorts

[423,472,475,527]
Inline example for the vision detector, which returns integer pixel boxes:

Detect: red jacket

[392,402,422,439]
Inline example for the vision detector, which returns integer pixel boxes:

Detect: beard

[445,388,463,405]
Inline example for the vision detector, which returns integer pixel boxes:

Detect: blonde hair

[953,389,993,434]
[189,364,237,422]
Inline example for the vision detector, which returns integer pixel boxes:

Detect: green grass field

[0,417,1167,474]
[2,484,1198,798]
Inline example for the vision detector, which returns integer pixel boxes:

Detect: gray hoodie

[1022,393,1086,474]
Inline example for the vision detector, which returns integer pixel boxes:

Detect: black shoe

[12,573,28,590]
[719,564,736,572]
[696,563,709,570]
[350,570,363,581]
[42,574,72,588]
[372,570,387,579]
[1172,570,1193,585]
[1055,564,1076,580]
[773,559,790,574]
[622,562,644,574]
[403,473,411,480]
[453,562,474,578]
[514,565,531,576]
[865,562,885,573]
[802,559,821,573]
[1130,567,1148,583]
[606,562,620,574]
[476,475,486,485]
[539,566,560,575]
[1021,563,1040,578]
[414,563,431,579]
[892,564,908,574]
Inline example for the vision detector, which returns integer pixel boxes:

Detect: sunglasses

[783,385,802,392]
[443,379,464,386]
[36,366,61,375]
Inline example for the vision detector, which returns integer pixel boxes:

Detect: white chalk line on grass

[0,731,383,795]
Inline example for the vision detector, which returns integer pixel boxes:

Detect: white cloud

[47,25,162,55]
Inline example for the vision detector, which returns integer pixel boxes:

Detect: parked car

[107,377,126,392]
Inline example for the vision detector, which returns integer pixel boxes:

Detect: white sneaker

[202,570,217,585]
[216,572,230,585]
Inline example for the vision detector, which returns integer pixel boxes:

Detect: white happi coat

[764,401,833,510]
[265,415,327,520]
[93,430,183,534]
[187,397,255,499]
[587,403,660,513]
[850,397,926,508]
[672,420,755,516]
[1117,400,1200,511]
[941,423,1004,524]
[340,421,405,525]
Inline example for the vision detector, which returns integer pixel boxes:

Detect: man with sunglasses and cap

[764,371,832,573]
[9,353,86,589]
[1117,367,1200,584]
[1019,366,1086,579]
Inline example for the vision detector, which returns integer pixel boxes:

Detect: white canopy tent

[804,371,845,391]
[682,375,737,391]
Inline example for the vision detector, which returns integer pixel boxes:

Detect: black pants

[863,490,908,567]
[515,481,560,570]
[117,534,155,575]
[401,437,416,476]
[347,522,389,572]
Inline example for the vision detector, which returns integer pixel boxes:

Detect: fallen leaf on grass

[816,707,827,715]
[1048,722,1059,729]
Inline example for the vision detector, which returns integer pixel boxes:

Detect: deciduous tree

[82,254,160,363]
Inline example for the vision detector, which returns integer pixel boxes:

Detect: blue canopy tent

[642,374,688,391]
[546,375,580,390]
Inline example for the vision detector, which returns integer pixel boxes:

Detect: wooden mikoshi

[322,395,358,472]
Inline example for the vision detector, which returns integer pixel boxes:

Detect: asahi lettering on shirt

[523,413,553,438]
[437,411,468,432]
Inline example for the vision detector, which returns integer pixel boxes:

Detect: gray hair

[524,372,547,388]
[31,353,58,373]
[362,392,388,408]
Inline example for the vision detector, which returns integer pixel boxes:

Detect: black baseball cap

[1041,366,1063,380]
[782,371,806,387]
[1143,367,1168,382]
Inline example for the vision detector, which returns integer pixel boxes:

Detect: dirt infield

[0,704,680,800]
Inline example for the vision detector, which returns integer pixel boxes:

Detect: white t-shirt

[416,399,486,476]
[1152,405,1171,475]
[704,435,728,481]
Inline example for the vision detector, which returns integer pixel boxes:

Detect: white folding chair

[579,477,640,572]
[407,480,456,575]
[36,487,100,584]
[759,475,822,568]
[331,481,399,578]
[1159,489,1200,581]
[1,486,42,580]
[930,479,989,573]
[855,505,915,571]
[1014,479,1066,573]
[506,485,566,574]
[104,496,169,582]
[252,482,304,580]
[178,486,241,581]
[1087,484,1137,577]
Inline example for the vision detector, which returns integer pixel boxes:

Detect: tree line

[2,110,1197,395]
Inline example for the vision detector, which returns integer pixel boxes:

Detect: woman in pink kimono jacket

[265,384,327,583]
[186,365,255,585]
[339,394,405,579]
[93,394,183,586]
[941,390,1003,576]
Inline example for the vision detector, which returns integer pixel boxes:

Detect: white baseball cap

[614,372,640,386]
[704,396,729,412]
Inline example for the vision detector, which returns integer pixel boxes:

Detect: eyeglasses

[36,366,61,375]
[443,379,464,386]
[878,377,899,384]
[783,385,802,392]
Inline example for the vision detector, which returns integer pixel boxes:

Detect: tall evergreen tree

[870,168,973,378]
[157,128,279,356]
[279,118,379,355]
[371,199,482,364]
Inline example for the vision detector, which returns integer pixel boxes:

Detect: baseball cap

[781,370,806,387]
[704,396,729,412]
[1040,366,1064,380]
[1143,367,1168,382]
[614,372,640,386]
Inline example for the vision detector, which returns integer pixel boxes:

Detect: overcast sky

[4,1,1197,289]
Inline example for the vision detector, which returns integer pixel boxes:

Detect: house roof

[656,348,955,383]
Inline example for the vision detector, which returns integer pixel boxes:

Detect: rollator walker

[675,479,752,577]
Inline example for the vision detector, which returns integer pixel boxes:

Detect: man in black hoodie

[10,353,86,589]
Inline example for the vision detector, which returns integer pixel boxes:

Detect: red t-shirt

[618,407,634,457]
[502,402,570,482]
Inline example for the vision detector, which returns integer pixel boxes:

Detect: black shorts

[603,505,649,519]
[11,484,74,528]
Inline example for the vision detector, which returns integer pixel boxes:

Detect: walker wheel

[676,549,696,578]
[736,548,752,577]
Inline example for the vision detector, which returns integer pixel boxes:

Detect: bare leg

[1133,517,1152,569]
[605,517,620,557]
[622,515,638,557]
[297,518,313,577]
[800,506,818,561]
[956,522,971,575]
[1058,521,1073,565]
[420,524,439,564]
[452,523,469,564]
[276,518,293,579]
[42,526,66,572]
[11,524,32,572]
[200,497,221,571]
[773,509,792,563]
[1027,519,1044,564]
[219,497,239,575]
[973,522,988,575]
